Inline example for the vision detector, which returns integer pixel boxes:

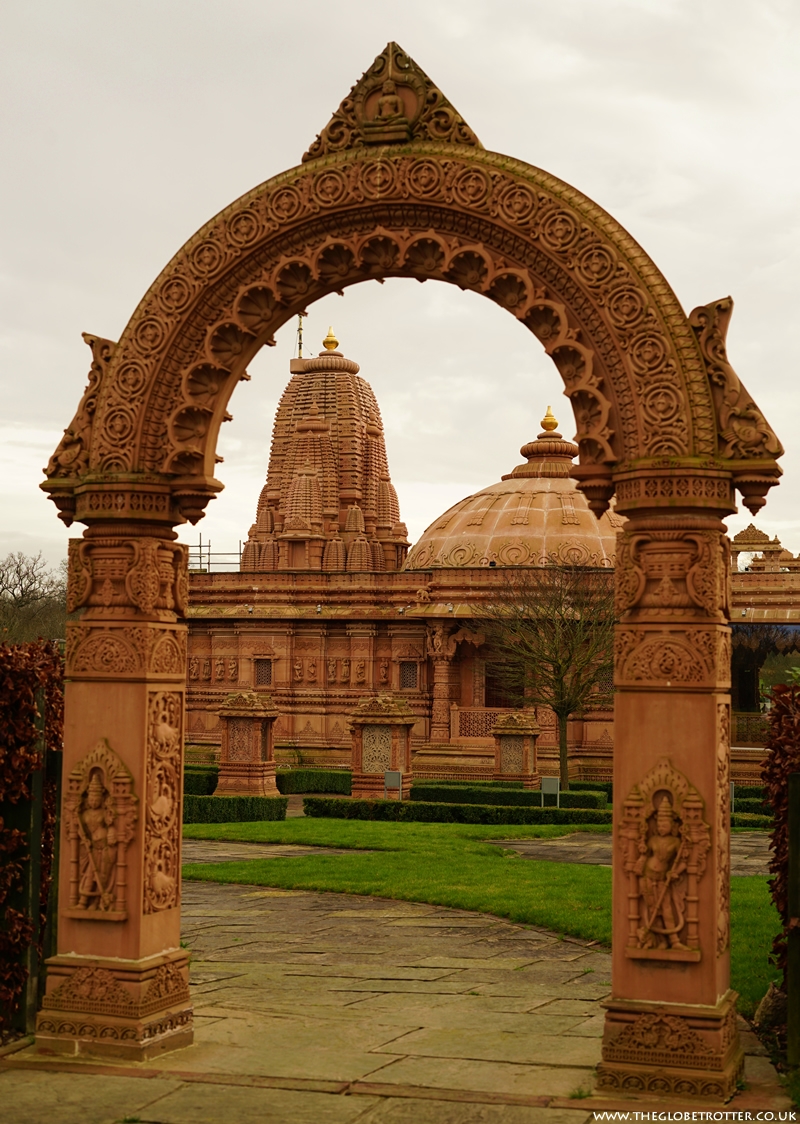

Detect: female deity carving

[75,770,118,912]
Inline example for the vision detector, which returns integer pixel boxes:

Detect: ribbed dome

[404,411,622,570]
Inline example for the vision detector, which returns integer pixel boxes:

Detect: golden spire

[323,327,339,351]
[540,405,558,433]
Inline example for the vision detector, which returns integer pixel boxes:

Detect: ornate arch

[43,49,780,530]
[39,44,778,1091]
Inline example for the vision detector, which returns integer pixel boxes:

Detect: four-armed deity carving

[618,758,710,960]
[64,740,138,920]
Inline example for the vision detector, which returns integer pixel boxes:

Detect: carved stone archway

[41,43,781,1095]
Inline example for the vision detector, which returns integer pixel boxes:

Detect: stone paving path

[488,831,772,877]
[1,834,788,1123]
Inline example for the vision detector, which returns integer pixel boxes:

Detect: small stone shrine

[491,711,541,788]
[214,692,280,797]
[349,693,416,799]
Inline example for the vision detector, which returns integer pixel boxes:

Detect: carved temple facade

[186,341,772,786]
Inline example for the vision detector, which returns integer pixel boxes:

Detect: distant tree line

[0,552,67,644]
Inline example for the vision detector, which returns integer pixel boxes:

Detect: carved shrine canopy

[43,42,782,530]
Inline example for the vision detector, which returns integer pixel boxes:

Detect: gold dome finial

[540,406,558,433]
[323,327,339,351]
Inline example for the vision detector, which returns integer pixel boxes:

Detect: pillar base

[597,990,744,1101]
[35,949,193,1062]
[215,762,279,796]
[351,771,412,800]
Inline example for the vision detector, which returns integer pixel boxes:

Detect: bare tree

[481,566,616,790]
[0,552,68,644]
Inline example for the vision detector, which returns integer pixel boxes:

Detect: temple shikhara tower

[240,328,409,574]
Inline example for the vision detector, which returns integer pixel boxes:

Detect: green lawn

[182,819,781,1017]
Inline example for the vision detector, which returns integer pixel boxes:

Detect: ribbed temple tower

[241,328,409,572]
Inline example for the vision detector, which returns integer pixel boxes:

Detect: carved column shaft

[598,502,742,1099]
[37,520,193,1060]
[430,658,452,741]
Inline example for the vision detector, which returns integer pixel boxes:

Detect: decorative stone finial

[323,327,339,351]
[541,406,558,433]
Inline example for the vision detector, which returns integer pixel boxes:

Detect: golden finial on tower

[540,405,558,433]
[323,327,339,351]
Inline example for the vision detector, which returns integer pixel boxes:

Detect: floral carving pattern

[143,691,182,914]
[362,724,392,773]
[717,702,731,955]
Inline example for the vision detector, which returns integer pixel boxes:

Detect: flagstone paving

[1,838,789,1122]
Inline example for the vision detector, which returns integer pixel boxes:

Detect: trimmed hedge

[734,785,766,800]
[303,796,613,826]
[411,779,524,790]
[571,780,614,800]
[731,812,772,830]
[732,797,772,816]
[275,769,351,795]
[184,767,218,796]
[409,784,606,809]
[183,794,287,823]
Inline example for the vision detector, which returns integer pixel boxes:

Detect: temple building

[185,332,789,784]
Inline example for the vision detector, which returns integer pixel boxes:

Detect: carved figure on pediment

[427,623,456,661]
[375,78,405,121]
[618,757,709,960]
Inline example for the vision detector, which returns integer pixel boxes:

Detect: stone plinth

[491,711,541,789]
[213,692,280,796]
[349,693,415,799]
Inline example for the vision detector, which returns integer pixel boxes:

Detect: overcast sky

[2,0,798,570]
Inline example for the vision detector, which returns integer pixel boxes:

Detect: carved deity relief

[426,624,457,661]
[355,660,366,685]
[227,658,238,682]
[201,658,211,680]
[214,658,225,681]
[307,658,317,684]
[143,691,182,914]
[188,657,199,681]
[64,740,138,920]
[379,659,389,685]
[618,758,710,960]
[293,659,304,683]
[341,658,350,683]
[327,657,337,683]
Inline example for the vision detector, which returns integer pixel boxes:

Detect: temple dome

[403,409,622,570]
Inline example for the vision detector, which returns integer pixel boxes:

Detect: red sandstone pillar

[427,624,457,743]
[214,691,280,796]
[596,496,743,1098]
[36,519,193,1059]
[350,693,415,800]
[491,711,541,789]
